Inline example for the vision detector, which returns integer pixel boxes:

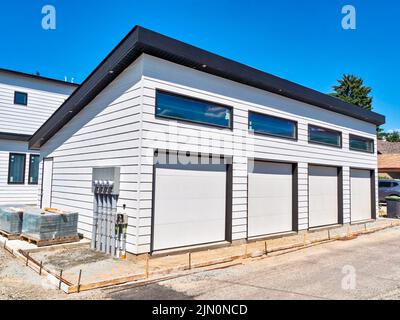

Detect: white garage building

[29,26,384,254]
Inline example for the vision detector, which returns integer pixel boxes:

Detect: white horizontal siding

[0,139,39,205]
[137,54,377,247]
[40,58,144,250]
[40,53,378,254]
[0,73,75,208]
[0,72,76,135]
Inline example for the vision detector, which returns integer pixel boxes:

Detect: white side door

[351,169,372,222]
[248,161,293,237]
[309,165,338,228]
[41,158,54,209]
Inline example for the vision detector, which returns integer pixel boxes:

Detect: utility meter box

[92,167,121,195]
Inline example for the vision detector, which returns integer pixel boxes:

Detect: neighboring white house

[29,26,385,255]
[0,69,77,205]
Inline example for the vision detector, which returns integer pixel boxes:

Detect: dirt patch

[28,244,145,287]
[31,245,110,270]
[0,246,106,300]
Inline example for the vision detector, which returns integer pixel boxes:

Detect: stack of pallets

[0,205,24,239]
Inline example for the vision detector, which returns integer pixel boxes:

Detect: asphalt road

[104,227,400,300]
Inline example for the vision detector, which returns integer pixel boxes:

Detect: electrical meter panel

[92,167,121,195]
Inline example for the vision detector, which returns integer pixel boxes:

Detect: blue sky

[1,0,399,130]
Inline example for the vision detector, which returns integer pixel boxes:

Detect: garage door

[153,162,227,251]
[309,165,338,228]
[351,169,372,222]
[248,161,293,237]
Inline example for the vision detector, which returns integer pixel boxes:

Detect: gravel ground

[3,227,400,300]
[0,247,106,300]
[106,227,400,300]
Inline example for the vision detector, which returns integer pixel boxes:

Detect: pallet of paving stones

[20,233,80,247]
[21,208,79,241]
[0,205,24,236]
[0,229,20,240]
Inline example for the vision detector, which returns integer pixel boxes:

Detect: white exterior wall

[39,54,378,254]
[138,54,377,253]
[39,59,144,254]
[0,72,76,135]
[0,139,39,205]
[0,72,76,205]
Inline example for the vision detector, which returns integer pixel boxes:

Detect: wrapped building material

[22,208,79,240]
[0,205,24,235]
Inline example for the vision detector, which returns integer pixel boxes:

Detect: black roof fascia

[0,132,31,142]
[29,26,385,149]
[0,68,79,87]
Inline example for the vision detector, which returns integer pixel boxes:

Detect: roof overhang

[29,26,385,149]
[0,68,79,88]
[0,132,31,142]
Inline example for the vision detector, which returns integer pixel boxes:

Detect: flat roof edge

[29,26,385,149]
[0,132,31,142]
[0,68,80,87]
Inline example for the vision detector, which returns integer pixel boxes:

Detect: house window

[28,154,40,185]
[155,90,232,129]
[8,153,26,184]
[350,134,374,153]
[249,111,297,140]
[14,92,28,105]
[308,125,342,148]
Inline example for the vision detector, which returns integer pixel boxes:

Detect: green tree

[377,127,387,140]
[330,74,373,111]
[386,131,400,142]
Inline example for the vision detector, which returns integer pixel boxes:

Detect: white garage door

[309,165,338,228]
[248,161,293,237]
[351,169,372,222]
[153,162,227,251]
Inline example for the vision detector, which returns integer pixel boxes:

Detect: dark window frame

[248,111,298,141]
[8,153,26,185]
[155,89,233,130]
[349,134,375,154]
[28,154,40,185]
[308,124,342,148]
[14,91,28,106]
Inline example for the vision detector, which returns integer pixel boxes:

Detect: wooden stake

[26,252,29,266]
[39,261,43,275]
[188,252,192,270]
[77,270,82,293]
[59,270,63,290]
[145,254,150,279]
